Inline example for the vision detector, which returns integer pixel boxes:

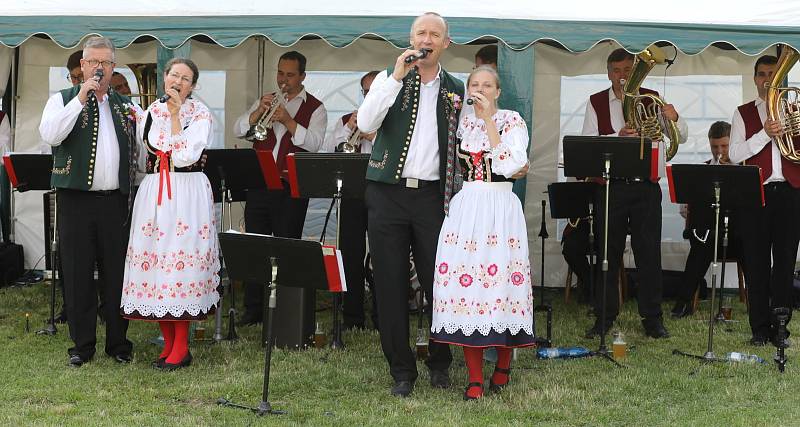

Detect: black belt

[398,178,439,189]
[611,177,647,184]
[93,189,121,196]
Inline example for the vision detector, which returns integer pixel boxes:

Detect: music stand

[203,149,282,342]
[563,136,653,367]
[286,152,369,349]
[666,164,763,364]
[547,181,600,344]
[216,232,333,416]
[4,154,57,335]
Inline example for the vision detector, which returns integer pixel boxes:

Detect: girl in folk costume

[121,58,219,370]
[431,66,534,400]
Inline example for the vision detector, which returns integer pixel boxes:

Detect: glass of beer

[721,296,733,321]
[612,331,626,360]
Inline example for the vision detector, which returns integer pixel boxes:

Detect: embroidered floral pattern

[438,262,449,274]
[443,232,458,245]
[176,219,189,236]
[51,156,72,175]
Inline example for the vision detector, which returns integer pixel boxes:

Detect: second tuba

[127,63,159,108]
[622,45,682,161]
[765,45,800,163]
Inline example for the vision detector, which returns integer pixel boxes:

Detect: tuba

[127,63,159,108]
[245,85,288,142]
[622,45,682,161]
[765,45,800,163]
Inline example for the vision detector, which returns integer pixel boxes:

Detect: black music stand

[203,149,282,342]
[533,198,552,348]
[666,164,763,365]
[217,232,333,416]
[563,136,653,368]
[548,181,600,342]
[4,154,57,335]
[286,152,369,350]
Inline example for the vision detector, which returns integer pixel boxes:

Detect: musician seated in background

[110,72,132,96]
[672,121,743,318]
[232,50,328,325]
[474,45,497,70]
[67,50,83,86]
[322,70,379,330]
[581,47,688,340]
[728,54,800,347]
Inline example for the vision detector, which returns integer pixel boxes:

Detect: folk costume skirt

[121,171,220,320]
[431,181,535,347]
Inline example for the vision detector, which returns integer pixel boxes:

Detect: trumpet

[245,84,288,142]
[340,126,363,153]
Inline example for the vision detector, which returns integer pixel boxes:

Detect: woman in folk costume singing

[430,65,534,400]
[121,58,219,370]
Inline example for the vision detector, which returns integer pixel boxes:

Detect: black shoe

[429,369,451,389]
[670,301,692,319]
[54,310,68,324]
[488,367,511,393]
[68,354,87,367]
[584,319,613,339]
[151,357,167,369]
[161,351,193,371]
[236,313,262,326]
[750,335,768,346]
[642,318,670,339]
[390,380,414,397]
[113,353,132,364]
[463,382,483,401]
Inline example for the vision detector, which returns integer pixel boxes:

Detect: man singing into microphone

[357,12,464,397]
[39,36,138,367]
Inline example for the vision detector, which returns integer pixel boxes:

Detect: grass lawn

[0,281,797,426]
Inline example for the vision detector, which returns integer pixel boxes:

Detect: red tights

[158,321,190,364]
[462,346,513,398]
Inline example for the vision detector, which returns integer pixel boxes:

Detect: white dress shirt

[357,68,442,181]
[581,87,689,178]
[728,97,784,183]
[39,92,121,191]
[233,88,328,159]
[0,114,10,157]
[322,114,374,154]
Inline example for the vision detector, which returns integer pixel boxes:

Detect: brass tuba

[765,45,800,163]
[622,45,682,161]
[127,63,159,108]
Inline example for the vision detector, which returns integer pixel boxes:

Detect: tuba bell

[765,45,800,163]
[622,45,683,161]
[127,63,159,108]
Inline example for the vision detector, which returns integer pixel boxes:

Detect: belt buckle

[405,178,419,189]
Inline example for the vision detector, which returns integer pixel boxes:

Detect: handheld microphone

[159,86,179,103]
[466,98,475,106]
[88,69,104,98]
[404,48,432,64]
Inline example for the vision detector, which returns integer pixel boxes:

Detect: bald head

[410,12,449,40]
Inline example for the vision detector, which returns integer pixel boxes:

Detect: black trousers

[57,189,132,359]
[562,219,594,302]
[676,227,744,303]
[242,187,310,317]
[594,181,663,321]
[339,198,377,328]
[738,182,800,337]
[365,181,452,382]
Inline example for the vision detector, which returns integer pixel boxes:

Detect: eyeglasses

[167,72,193,84]
[83,59,115,68]
[67,73,83,84]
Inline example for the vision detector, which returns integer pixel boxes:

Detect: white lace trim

[431,321,534,337]
[122,297,219,318]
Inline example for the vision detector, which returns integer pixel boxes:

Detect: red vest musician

[578,48,688,340]
[233,51,328,325]
[728,54,800,348]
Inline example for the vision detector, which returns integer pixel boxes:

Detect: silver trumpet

[341,126,363,153]
[245,84,288,142]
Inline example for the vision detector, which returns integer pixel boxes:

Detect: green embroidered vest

[51,86,134,193]
[366,67,465,192]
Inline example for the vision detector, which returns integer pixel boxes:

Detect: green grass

[0,282,798,426]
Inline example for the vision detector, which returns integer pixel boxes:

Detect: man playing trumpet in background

[323,70,380,330]
[233,50,328,325]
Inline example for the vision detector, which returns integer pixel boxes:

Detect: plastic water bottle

[536,346,591,359]
[726,352,765,364]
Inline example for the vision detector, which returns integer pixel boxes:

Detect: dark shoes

[113,353,132,364]
[750,335,768,346]
[642,317,670,339]
[488,367,511,393]
[152,357,167,369]
[585,319,613,339]
[68,354,87,367]
[429,369,451,389]
[463,382,483,401]
[670,301,693,319]
[390,380,414,397]
[160,351,193,371]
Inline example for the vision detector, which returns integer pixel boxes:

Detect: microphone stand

[534,199,552,347]
[330,176,344,349]
[213,168,237,342]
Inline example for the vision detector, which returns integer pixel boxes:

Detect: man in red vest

[581,48,688,339]
[728,54,799,348]
[233,51,328,325]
